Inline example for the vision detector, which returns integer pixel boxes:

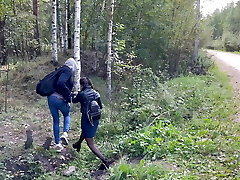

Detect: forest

[202,1,240,52]
[0,0,240,179]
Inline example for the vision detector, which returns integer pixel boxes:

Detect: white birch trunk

[106,0,115,99]
[74,0,81,91]
[64,0,68,51]
[194,0,200,62]
[58,2,64,52]
[52,0,58,62]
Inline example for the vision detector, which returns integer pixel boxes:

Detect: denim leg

[48,96,60,144]
[59,103,70,133]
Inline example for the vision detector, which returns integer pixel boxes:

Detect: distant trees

[1,0,201,77]
[0,18,7,65]
[202,2,240,52]
[194,0,200,63]
[0,0,10,65]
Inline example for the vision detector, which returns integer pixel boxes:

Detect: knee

[86,138,94,147]
[53,120,60,126]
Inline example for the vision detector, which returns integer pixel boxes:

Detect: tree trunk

[83,30,88,50]
[21,33,25,60]
[58,1,64,52]
[95,0,106,51]
[52,0,58,62]
[33,0,41,56]
[64,0,69,52]
[169,50,180,77]
[106,0,115,99]
[67,1,72,49]
[74,0,81,91]
[0,19,7,65]
[193,0,200,63]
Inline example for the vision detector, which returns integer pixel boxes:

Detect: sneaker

[60,132,69,145]
[55,143,64,153]
[72,142,81,152]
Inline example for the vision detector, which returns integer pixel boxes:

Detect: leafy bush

[107,63,239,179]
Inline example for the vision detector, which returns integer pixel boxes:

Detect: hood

[65,58,77,72]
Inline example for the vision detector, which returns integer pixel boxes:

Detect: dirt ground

[207,51,240,122]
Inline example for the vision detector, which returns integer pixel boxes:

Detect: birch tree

[52,0,58,62]
[74,0,81,91]
[106,0,115,98]
[64,0,68,51]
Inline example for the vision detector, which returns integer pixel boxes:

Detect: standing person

[72,77,111,169]
[48,58,77,152]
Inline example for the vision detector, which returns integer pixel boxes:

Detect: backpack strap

[84,88,95,126]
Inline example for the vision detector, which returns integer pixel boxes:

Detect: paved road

[207,50,240,71]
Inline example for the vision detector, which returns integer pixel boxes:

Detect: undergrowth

[0,54,239,179]
[104,65,240,179]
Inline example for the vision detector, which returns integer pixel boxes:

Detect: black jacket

[55,65,73,102]
[72,87,102,113]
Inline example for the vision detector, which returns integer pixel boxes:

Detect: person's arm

[96,97,103,109]
[72,91,84,103]
[56,69,72,102]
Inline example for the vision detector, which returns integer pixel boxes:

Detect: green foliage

[2,0,201,76]
[107,64,239,179]
[109,160,168,180]
[114,0,198,75]
[1,52,240,179]
[203,2,240,52]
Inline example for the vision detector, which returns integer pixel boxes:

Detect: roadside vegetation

[0,52,239,179]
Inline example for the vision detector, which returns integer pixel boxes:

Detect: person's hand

[65,95,71,103]
[70,92,77,99]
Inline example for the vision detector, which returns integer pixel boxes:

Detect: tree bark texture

[52,0,58,62]
[0,19,7,65]
[106,0,115,99]
[67,1,72,49]
[58,1,64,52]
[74,0,81,91]
[33,0,41,56]
[64,0,69,51]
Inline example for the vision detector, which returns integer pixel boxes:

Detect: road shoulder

[207,50,240,122]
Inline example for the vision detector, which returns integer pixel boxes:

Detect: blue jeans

[48,96,70,144]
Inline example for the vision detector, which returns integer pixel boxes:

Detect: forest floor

[207,50,240,122]
[0,56,111,179]
[1,52,239,179]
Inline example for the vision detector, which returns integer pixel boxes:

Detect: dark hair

[80,77,93,90]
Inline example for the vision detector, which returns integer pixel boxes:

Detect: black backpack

[36,68,61,96]
[85,90,101,126]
